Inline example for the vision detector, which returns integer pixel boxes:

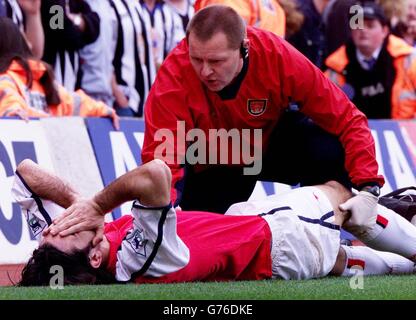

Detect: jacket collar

[9,59,47,81]
[325,35,415,73]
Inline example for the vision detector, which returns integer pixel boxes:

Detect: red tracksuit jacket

[142,26,384,204]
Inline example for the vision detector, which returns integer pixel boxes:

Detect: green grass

[1,275,416,300]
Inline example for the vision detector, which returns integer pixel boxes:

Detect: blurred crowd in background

[0,0,416,121]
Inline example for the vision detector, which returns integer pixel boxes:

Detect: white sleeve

[225,201,260,216]
[12,171,65,242]
[115,201,189,282]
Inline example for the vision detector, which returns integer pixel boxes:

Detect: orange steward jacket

[325,35,416,119]
[0,59,115,119]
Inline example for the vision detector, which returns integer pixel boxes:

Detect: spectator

[287,0,331,69]
[324,0,401,55]
[279,0,304,38]
[391,0,416,47]
[1,0,44,59]
[79,0,115,107]
[0,18,118,127]
[323,0,357,55]
[194,0,286,37]
[110,0,155,117]
[165,0,195,34]
[378,0,406,28]
[41,0,100,92]
[140,0,186,71]
[325,1,416,119]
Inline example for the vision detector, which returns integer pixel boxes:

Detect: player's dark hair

[0,17,61,106]
[18,244,116,286]
[186,5,246,50]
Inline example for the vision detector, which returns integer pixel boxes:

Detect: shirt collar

[217,54,249,100]
[356,46,382,70]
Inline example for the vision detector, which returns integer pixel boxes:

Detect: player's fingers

[52,208,75,225]
[49,217,79,235]
[42,226,51,236]
[53,214,78,227]
[55,208,86,226]
[92,229,104,247]
[58,224,85,237]
[52,216,62,225]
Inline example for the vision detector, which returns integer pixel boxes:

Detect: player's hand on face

[43,198,105,239]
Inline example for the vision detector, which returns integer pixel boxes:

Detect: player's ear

[88,247,103,269]
[242,38,249,48]
[240,38,249,57]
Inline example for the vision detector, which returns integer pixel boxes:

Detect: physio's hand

[43,198,105,246]
[339,191,378,236]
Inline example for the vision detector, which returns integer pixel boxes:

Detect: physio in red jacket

[142,5,384,241]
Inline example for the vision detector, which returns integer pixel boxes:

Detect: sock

[362,204,416,261]
[341,245,415,276]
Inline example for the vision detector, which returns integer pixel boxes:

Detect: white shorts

[226,187,341,280]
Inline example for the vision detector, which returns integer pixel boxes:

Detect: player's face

[351,19,388,56]
[189,31,243,92]
[41,230,95,254]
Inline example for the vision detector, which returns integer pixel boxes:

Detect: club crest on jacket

[247,99,267,116]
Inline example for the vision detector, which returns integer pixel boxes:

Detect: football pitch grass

[1,275,416,300]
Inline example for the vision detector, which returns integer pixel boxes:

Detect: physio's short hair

[19,244,116,286]
[186,5,246,50]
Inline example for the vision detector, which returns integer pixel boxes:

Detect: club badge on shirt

[27,211,47,238]
[247,99,267,116]
[127,228,148,257]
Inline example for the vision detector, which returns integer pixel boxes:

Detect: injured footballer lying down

[13,159,416,286]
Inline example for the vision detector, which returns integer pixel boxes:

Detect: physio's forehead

[188,31,233,52]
